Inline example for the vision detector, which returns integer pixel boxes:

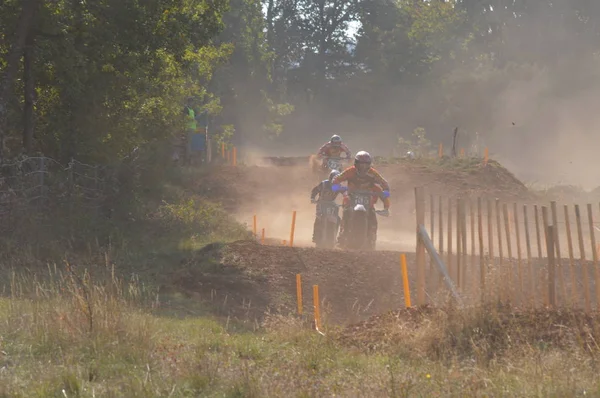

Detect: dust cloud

[237,5,600,194]
[231,163,416,252]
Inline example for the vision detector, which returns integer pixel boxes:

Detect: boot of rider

[368,210,378,249]
[312,216,321,243]
[337,209,349,245]
[321,158,328,171]
[368,229,377,250]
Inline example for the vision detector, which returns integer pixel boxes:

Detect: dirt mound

[190,158,535,252]
[337,305,600,358]
[166,240,417,324]
[377,159,533,201]
[195,158,534,215]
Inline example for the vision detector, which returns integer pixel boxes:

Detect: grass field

[1,163,600,397]
[1,264,599,397]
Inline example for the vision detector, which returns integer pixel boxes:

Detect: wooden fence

[415,188,600,311]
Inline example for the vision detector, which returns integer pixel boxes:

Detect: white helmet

[330,135,342,145]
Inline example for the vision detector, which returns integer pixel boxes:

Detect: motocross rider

[316,135,352,170]
[331,151,390,247]
[310,170,346,243]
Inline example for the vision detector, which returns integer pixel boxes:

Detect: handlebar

[348,190,390,216]
[312,200,341,207]
[376,209,390,217]
[349,190,387,200]
[320,156,351,164]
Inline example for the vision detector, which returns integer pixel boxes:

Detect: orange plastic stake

[313,285,322,330]
[253,215,257,238]
[290,210,297,247]
[296,274,303,315]
[438,143,443,158]
[221,142,225,158]
[261,228,265,244]
[233,147,237,166]
[400,253,412,308]
[460,148,465,158]
[484,147,489,165]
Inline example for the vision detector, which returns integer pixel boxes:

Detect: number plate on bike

[318,203,336,216]
[328,159,340,169]
[353,195,371,206]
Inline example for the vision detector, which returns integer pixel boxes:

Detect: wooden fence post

[564,205,576,306]
[487,199,495,300]
[551,201,566,304]
[534,205,543,258]
[587,204,600,309]
[575,204,591,312]
[429,194,435,282]
[447,198,454,283]
[502,203,513,302]
[470,199,476,295]
[496,199,504,267]
[513,202,524,304]
[437,196,444,292]
[546,225,557,309]
[456,198,462,289]
[438,196,444,257]
[523,205,534,307]
[541,206,550,306]
[415,187,426,305]
[477,198,485,301]
[461,200,468,291]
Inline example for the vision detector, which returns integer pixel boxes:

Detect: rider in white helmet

[331,150,390,247]
[316,135,352,170]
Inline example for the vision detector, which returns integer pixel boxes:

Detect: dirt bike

[312,200,341,249]
[310,155,349,178]
[340,190,389,251]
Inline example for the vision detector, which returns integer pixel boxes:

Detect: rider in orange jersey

[332,151,390,192]
[331,151,390,246]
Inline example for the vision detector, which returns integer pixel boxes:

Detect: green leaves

[0,0,230,163]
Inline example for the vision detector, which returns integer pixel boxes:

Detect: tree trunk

[266,0,274,44]
[0,0,39,161]
[23,32,35,154]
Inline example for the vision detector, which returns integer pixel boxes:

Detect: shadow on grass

[0,163,283,327]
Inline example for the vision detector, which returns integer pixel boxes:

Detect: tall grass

[2,263,600,396]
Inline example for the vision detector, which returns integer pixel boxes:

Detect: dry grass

[1,163,599,396]
[0,264,600,397]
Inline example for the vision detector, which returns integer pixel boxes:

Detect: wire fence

[0,154,138,231]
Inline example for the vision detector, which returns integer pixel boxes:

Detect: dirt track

[182,159,537,324]
[169,240,419,325]
[195,159,533,251]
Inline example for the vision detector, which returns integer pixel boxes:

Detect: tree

[0,0,39,160]
[0,0,231,163]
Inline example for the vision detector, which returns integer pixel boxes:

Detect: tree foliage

[2,0,600,162]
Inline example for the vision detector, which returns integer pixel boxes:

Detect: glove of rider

[382,190,390,198]
[331,184,343,192]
